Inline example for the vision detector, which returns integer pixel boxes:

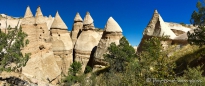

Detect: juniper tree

[0,25,29,72]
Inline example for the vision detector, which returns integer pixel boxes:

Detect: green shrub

[63,61,84,85]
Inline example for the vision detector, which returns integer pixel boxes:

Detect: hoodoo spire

[143,10,176,39]
[35,6,43,17]
[105,17,122,32]
[74,12,83,22]
[51,11,68,29]
[24,6,33,18]
[83,12,93,25]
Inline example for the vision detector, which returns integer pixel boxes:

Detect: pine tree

[188,1,205,46]
[63,61,83,85]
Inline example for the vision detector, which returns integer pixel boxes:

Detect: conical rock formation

[71,13,83,46]
[51,11,68,29]
[74,12,83,22]
[24,6,33,18]
[93,17,123,71]
[22,49,61,84]
[83,12,93,25]
[105,17,122,32]
[22,6,35,25]
[83,12,95,30]
[35,6,47,24]
[35,6,43,17]
[138,10,176,52]
[143,10,176,39]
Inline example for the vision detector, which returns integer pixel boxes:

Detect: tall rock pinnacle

[51,11,68,29]
[74,12,83,22]
[71,12,83,46]
[35,6,43,17]
[105,17,122,32]
[143,9,176,39]
[83,12,93,25]
[24,6,33,18]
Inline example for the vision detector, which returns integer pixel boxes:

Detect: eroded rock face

[21,22,51,55]
[21,9,73,85]
[22,50,61,84]
[93,17,123,71]
[21,23,59,85]
[71,13,83,46]
[74,30,102,72]
[74,12,102,72]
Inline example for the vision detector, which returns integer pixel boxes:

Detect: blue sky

[0,0,199,46]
